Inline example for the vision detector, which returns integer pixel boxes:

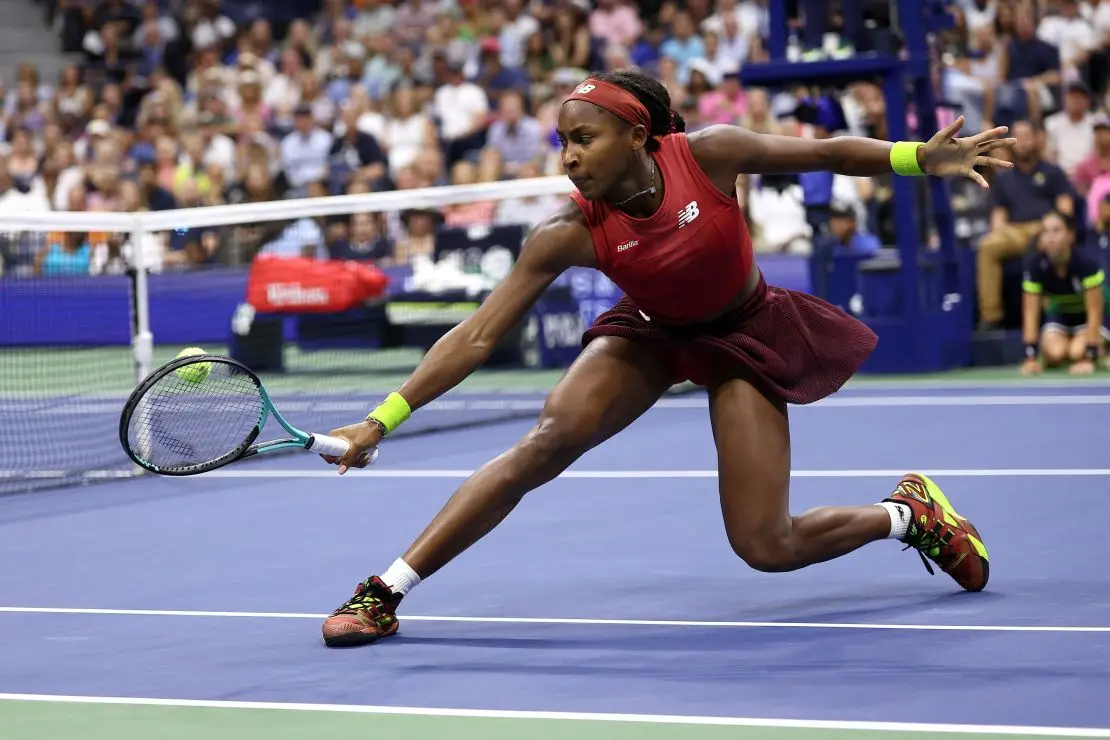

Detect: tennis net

[0,175,685,494]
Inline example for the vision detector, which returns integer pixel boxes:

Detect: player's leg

[1067,327,1096,362]
[707,373,887,572]
[398,335,673,578]
[708,372,988,590]
[1040,326,1070,367]
[322,336,675,646]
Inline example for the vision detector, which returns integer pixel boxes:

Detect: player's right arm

[1021,259,1044,375]
[323,202,597,471]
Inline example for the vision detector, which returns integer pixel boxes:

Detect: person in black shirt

[1021,210,1108,375]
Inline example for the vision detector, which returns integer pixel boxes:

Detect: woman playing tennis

[318,71,1015,647]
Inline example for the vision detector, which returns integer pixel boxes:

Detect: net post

[130,215,153,384]
[130,215,154,473]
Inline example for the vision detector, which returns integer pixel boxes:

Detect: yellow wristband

[366,392,411,435]
[890,141,925,176]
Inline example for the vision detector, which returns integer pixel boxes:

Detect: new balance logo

[617,239,639,252]
[677,201,700,228]
[573,83,596,95]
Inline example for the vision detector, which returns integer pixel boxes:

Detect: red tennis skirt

[581,275,877,405]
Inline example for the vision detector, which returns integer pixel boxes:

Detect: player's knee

[1042,339,1067,365]
[518,414,592,471]
[727,531,796,573]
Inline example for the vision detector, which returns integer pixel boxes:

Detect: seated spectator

[279,104,333,196]
[1021,210,1107,375]
[985,5,1061,127]
[660,11,708,85]
[483,91,545,178]
[976,120,1077,329]
[382,86,436,180]
[443,160,497,228]
[1086,194,1110,256]
[698,66,746,126]
[433,61,491,166]
[1074,116,1110,204]
[825,201,882,256]
[328,103,387,194]
[1044,82,1096,177]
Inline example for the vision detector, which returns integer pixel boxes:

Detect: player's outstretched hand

[920,115,1016,188]
[319,420,383,475]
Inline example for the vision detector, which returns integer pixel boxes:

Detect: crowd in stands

[2,0,1109,330]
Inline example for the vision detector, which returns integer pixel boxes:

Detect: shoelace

[903,522,954,576]
[337,579,391,614]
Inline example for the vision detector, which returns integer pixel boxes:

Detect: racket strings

[126,362,264,471]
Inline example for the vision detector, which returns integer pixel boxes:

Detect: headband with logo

[564,78,653,132]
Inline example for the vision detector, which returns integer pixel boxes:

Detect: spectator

[432,61,490,166]
[279,104,333,195]
[483,91,545,177]
[976,120,1076,329]
[660,11,708,85]
[327,103,388,194]
[986,5,1061,127]
[1044,82,1096,177]
[1073,116,1110,203]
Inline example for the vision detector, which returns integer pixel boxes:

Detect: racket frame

[119,354,359,476]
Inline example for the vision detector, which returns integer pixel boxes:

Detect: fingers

[968,168,990,189]
[968,125,1011,144]
[977,137,1016,152]
[975,155,1013,170]
[934,115,966,141]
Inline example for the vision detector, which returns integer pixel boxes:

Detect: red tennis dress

[572,133,877,404]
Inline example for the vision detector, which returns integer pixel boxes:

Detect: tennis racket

[119,353,378,476]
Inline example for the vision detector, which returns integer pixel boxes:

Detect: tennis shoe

[322,576,401,647]
[884,473,989,592]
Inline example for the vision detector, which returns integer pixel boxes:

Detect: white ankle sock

[877,501,912,540]
[381,558,421,597]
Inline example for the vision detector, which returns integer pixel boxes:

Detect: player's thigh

[1068,330,1095,360]
[707,372,792,550]
[529,335,674,455]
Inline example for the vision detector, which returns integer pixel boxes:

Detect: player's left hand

[920,116,1016,188]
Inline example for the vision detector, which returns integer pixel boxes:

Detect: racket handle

[307,433,351,457]
[307,434,380,466]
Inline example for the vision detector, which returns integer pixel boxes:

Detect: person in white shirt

[1044,82,1097,176]
[432,61,490,166]
[1038,0,1098,83]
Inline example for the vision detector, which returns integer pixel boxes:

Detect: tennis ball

[174,347,212,384]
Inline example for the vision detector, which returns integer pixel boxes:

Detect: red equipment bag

[246,256,390,313]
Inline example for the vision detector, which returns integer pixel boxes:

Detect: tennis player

[318,71,1014,647]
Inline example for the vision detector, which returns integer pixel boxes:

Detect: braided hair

[592,70,686,153]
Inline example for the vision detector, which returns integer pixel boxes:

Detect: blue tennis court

[2,382,1109,738]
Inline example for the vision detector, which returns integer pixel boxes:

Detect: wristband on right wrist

[365,392,412,436]
[1024,343,1038,359]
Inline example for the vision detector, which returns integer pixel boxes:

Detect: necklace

[615,157,657,206]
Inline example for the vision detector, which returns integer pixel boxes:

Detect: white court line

[1,606,1107,634]
[194,468,1110,479]
[0,694,1106,737]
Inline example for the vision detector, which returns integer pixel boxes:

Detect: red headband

[564,78,653,131]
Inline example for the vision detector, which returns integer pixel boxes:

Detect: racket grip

[307,433,351,457]
[307,434,381,466]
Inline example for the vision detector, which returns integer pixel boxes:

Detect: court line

[1,606,1107,633]
[0,693,1107,736]
[192,468,1110,479]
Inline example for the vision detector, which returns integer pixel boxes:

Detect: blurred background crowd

[2,0,1110,328]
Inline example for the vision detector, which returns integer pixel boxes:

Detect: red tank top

[569,133,754,324]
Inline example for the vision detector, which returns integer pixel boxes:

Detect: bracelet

[1086,345,1099,362]
[1024,343,1038,359]
[365,392,412,436]
[890,141,926,177]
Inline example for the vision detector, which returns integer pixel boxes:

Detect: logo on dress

[678,201,700,229]
[573,83,596,95]
[617,239,639,252]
